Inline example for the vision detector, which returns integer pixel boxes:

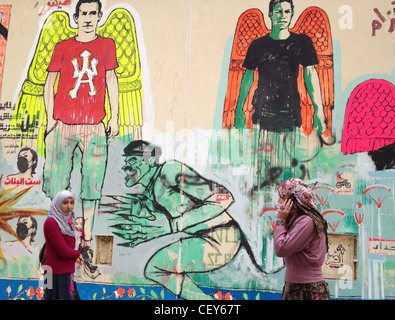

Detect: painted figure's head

[17,147,38,175]
[74,0,103,35]
[122,140,162,187]
[268,0,294,30]
[16,216,38,244]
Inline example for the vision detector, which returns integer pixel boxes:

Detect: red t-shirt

[44,218,80,274]
[48,36,118,124]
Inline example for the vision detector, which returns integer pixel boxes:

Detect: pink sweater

[273,215,327,283]
[44,218,80,275]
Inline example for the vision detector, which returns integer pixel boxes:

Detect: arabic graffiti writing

[368,238,395,255]
[3,177,40,187]
[323,234,358,283]
[371,1,395,36]
[38,0,72,16]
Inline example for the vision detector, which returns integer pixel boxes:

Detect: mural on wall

[341,79,395,170]
[9,3,144,157]
[213,0,394,300]
[208,1,339,284]
[0,5,10,97]
[5,0,146,280]
[2,148,40,192]
[101,140,269,300]
[0,186,47,265]
[223,6,333,137]
[220,3,335,207]
[0,0,394,301]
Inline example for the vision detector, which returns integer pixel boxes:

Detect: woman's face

[278,193,287,205]
[62,197,75,215]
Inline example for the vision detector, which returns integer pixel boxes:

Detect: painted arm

[155,161,234,233]
[43,71,58,131]
[105,69,119,138]
[234,69,254,129]
[304,65,327,135]
[110,162,234,246]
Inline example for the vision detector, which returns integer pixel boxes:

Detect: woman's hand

[277,199,293,221]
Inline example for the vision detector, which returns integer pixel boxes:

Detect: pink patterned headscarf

[277,179,328,244]
[277,178,319,212]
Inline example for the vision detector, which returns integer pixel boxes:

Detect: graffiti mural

[5,0,148,281]
[0,0,394,301]
[342,79,395,170]
[223,6,333,137]
[220,4,336,210]
[0,5,10,97]
[10,4,144,156]
[101,140,267,300]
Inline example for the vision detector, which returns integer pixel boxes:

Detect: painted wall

[0,0,394,300]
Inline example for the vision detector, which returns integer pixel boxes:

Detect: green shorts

[43,121,108,200]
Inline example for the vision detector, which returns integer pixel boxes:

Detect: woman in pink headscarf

[274,178,330,300]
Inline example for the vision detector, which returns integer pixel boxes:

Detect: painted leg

[144,238,216,300]
[79,199,101,279]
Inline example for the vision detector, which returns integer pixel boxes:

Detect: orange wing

[222,9,269,129]
[291,7,334,137]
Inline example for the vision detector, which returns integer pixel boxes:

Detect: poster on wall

[323,234,358,281]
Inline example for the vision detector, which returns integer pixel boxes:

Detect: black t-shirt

[243,32,318,131]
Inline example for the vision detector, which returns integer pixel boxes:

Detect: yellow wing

[98,8,144,141]
[9,11,76,156]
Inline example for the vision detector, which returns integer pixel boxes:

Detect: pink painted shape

[341,79,395,154]
[0,6,11,96]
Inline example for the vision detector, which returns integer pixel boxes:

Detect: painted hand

[106,118,119,139]
[312,113,323,136]
[45,118,57,135]
[110,211,171,247]
[99,194,153,218]
[313,112,328,136]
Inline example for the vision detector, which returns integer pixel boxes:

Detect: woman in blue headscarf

[43,190,81,300]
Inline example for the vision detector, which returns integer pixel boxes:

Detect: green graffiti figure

[104,141,265,300]
[234,0,327,136]
[222,0,335,188]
